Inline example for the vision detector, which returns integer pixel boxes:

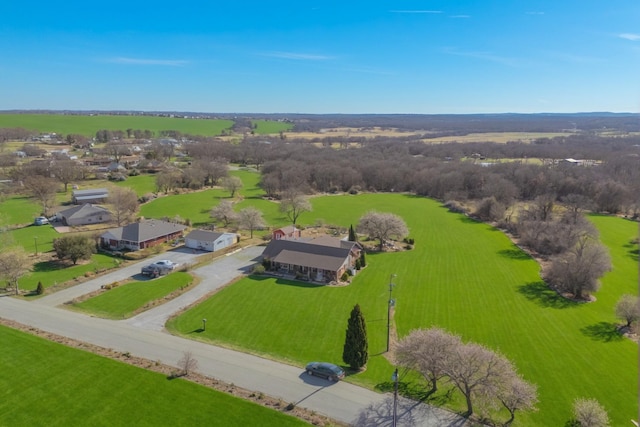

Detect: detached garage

[185,229,239,252]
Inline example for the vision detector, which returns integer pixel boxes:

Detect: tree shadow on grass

[498,248,532,261]
[580,322,624,342]
[31,260,69,273]
[517,281,579,309]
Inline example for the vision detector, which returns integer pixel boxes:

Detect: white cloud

[107,57,189,66]
[260,51,334,61]
[389,10,443,14]
[619,33,640,41]
[449,15,470,19]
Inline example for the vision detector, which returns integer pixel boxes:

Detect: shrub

[341,271,350,282]
[252,264,265,274]
[36,281,44,295]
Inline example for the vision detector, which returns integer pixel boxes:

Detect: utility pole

[392,368,399,427]
[387,274,396,352]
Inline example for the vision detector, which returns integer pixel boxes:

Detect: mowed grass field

[251,120,293,134]
[0,114,234,137]
[168,193,638,426]
[0,325,307,427]
[72,272,193,319]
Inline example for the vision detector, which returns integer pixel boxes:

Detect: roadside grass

[20,254,118,292]
[0,325,307,427]
[71,272,193,319]
[0,114,234,137]
[251,120,293,135]
[168,194,638,426]
[6,223,59,254]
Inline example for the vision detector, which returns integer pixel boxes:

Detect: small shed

[185,230,238,252]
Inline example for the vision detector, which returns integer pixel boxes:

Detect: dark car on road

[305,362,345,381]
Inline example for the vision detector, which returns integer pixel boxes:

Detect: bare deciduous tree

[108,186,139,226]
[357,211,408,251]
[50,159,83,192]
[177,351,199,377]
[222,176,243,197]
[546,235,612,300]
[0,248,31,294]
[496,374,538,426]
[279,191,312,225]
[238,207,265,239]
[615,294,640,328]
[155,168,183,194]
[23,175,59,216]
[210,200,237,227]
[444,342,514,417]
[572,398,610,427]
[396,327,462,395]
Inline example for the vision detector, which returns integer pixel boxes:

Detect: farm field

[422,131,571,143]
[71,272,193,319]
[168,193,638,426]
[251,119,293,134]
[0,325,307,427]
[0,114,234,137]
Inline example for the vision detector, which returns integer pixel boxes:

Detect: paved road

[1,246,469,426]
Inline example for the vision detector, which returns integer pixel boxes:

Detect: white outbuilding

[184,229,239,252]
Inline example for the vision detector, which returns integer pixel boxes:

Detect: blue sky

[1,1,639,114]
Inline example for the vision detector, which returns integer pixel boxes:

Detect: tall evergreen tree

[360,251,366,268]
[348,224,357,242]
[343,304,368,370]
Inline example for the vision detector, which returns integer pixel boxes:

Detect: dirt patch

[0,318,344,426]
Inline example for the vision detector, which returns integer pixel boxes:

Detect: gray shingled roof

[58,203,109,220]
[102,219,186,243]
[185,229,224,241]
[262,237,353,271]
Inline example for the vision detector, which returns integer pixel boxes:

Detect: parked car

[141,263,173,277]
[34,216,49,226]
[152,260,177,270]
[305,362,345,381]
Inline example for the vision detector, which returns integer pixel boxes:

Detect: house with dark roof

[56,203,111,226]
[184,229,239,252]
[72,188,109,205]
[99,219,187,251]
[262,235,362,283]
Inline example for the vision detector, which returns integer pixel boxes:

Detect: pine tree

[343,304,368,370]
[348,224,357,242]
[360,251,366,268]
[36,281,44,295]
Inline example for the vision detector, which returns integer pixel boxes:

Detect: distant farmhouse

[55,204,111,226]
[262,228,362,283]
[100,219,186,251]
[72,188,109,205]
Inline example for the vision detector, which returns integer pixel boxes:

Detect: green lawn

[139,169,285,229]
[0,325,307,427]
[0,195,42,226]
[168,194,638,426]
[0,113,234,137]
[251,120,293,135]
[115,174,157,197]
[20,254,119,292]
[72,272,193,319]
